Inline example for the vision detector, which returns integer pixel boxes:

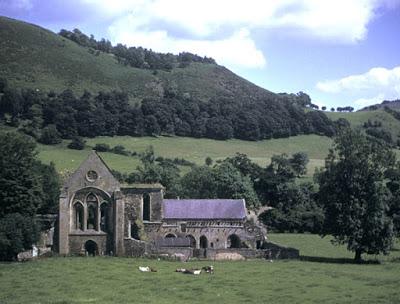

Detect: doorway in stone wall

[85,240,98,256]
[199,235,208,258]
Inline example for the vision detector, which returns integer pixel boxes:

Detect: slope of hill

[360,99,400,111]
[325,109,400,144]
[35,134,333,177]
[0,16,338,142]
[0,16,274,104]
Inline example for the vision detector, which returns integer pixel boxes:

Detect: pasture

[36,134,333,177]
[1,234,399,304]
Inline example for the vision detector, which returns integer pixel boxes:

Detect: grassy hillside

[36,134,333,177]
[0,16,273,103]
[1,234,399,304]
[326,109,400,141]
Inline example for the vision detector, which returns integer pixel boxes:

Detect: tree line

[59,28,215,71]
[1,127,400,261]
[0,79,337,142]
[122,128,400,262]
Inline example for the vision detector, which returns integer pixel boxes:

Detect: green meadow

[0,234,399,304]
[36,134,333,177]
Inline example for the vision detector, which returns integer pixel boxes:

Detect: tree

[35,162,60,214]
[39,124,62,145]
[321,106,326,111]
[180,163,260,208]
[315,128,395,262]
[205,156,213,166]
[290,152,309,177]
[0,132,50,260]
[0,213,39,261]
[0,132,43,217]
[67,137,86,150]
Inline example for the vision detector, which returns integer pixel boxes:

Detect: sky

[1,0,399,109]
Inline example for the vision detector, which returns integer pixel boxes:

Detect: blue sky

[1,0,399,109]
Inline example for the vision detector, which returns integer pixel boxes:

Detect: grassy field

[35,134,334,176]
[326,109,400,141]
[0,234,399,304]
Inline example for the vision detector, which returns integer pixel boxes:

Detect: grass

[0,234,399,304]
[0,17,272,104]
[326,109,400,141]
[35,134,334,176]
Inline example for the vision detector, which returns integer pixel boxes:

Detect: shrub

[39,125,62,145]
[67,137,86,150]
[0,213,39,261]
[93,143,111,152]
[111,145,129,156]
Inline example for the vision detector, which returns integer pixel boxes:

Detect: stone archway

[227,234,241,248]
[200,235,208,249]
[186,235,196,248]
[85,240,98,256]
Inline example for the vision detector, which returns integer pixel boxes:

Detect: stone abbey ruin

[58,151,298,260]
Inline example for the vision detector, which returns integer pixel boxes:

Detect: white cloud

[316,66,400,94]
[80,0,398,68]
[354,94,385,107]
[316,66,400,108]
[109,16,266,68]
[83,0,396,42]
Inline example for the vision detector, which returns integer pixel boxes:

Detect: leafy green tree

[67,137,86,150]
[316,128,395,261]
[94,143,110,152]
[290,152,309,177]
[224,153,262,182]
[0,77,7,93]
[0,132,43,217]
[180,166,216,199]
[213,162,260,208]
[180,163,260,208]
[39,124,62,145]
[0,213,39,261]
[35,162,60,214]
[205,156,213,166]
[129,146,181,197]
[0,132,52,260]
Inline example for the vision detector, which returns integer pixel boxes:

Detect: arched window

[200,235,208,249]
[165,233,176,238]
[227,234,241,248]
[74,202,84,230]
[100,203,108,232]
[86,193,98,230]
[143,193,150,221]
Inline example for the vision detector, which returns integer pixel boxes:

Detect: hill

[35,134,333,177]
[0,16,338,142]
[325,109,400,146]
[0,16,274,104]
[360,99,400,111]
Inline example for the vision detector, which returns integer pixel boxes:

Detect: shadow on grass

[299,255,381,265]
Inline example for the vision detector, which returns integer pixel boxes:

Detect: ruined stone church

[59,151,267,258]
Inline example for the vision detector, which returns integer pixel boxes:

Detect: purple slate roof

[163,199,246,220]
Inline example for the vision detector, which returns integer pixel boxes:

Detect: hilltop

[1,16,399,164]
[0,16,274,104]
[0,16,337,141]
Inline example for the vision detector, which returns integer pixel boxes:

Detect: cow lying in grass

[175,266,214,275]
[176,268,201,275]
[138,266,157,272]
